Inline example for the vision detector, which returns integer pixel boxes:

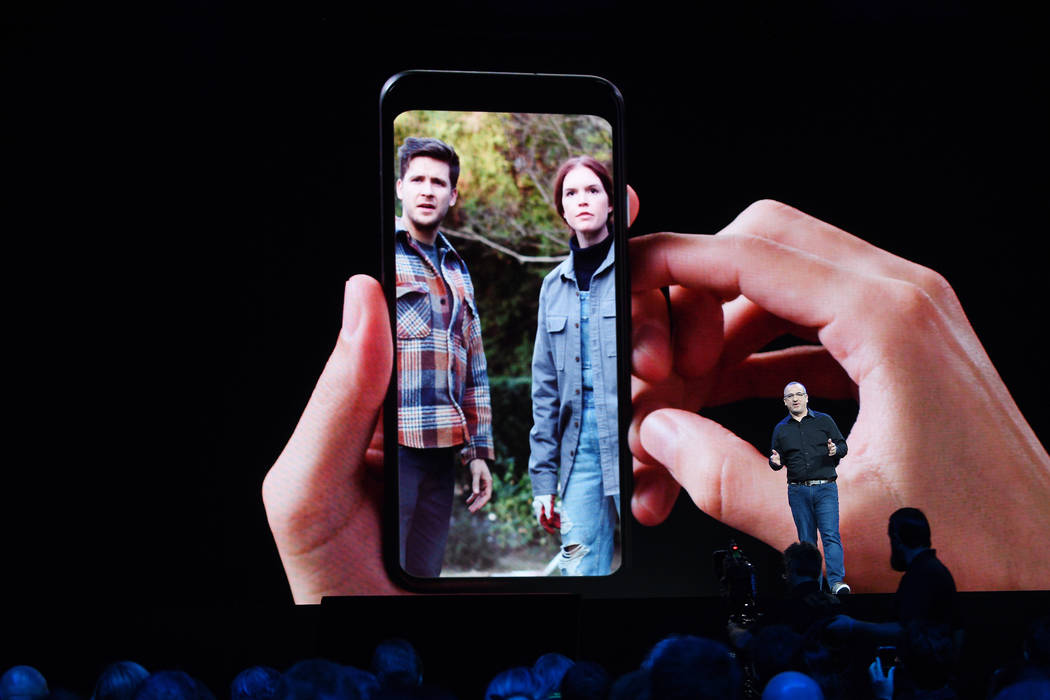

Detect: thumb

[263,275,393,537]
[639,409,796,548]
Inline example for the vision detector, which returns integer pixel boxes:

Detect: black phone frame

[378,69,631,594]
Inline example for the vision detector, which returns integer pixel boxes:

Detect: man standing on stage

[395,136,494,577]
[770,381,850,594]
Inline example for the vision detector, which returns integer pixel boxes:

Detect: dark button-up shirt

[897,548,959,628]
[769,410,847,482]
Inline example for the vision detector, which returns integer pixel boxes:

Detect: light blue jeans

[559,291,619,576]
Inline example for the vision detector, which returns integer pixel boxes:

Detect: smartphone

[379,70,630,592]
[877,646,897,670]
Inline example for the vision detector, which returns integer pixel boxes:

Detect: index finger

[630,231,840,330]
[629,222,913,387]
[468,488,491,512]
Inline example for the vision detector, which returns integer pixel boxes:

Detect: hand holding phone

[869,650,896,700]
[261,276,404,603]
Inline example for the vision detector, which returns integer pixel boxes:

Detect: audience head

[132,671,204,700]
[559,661,610,700]
[372,640,423,693]
[607,670,649,700]
[783,543,823,586]
[342,667,379,700]
[1025,616,1050,668]
[484,667,539,700]
[888,508,931,571]
[1,666,49,700]
[643,634,742,700]
[283,658,354,700]
[993,680,1050,700]
[760,672,823,699]
[750,626,805,688]
[532,654,574,699]
[93,662,149,700]
[229,666,280,700]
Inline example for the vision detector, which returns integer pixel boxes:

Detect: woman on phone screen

[528,155,620,576]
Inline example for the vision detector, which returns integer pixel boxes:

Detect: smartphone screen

[379,71,630,592]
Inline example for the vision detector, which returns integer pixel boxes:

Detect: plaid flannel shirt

[395,228,494,464]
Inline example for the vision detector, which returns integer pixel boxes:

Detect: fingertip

[638,410,681,469]
[627,185,640,228]
[631,461,679,526]
[632,322,672,382]
[341,274,389,345]
[669,286,724,378]
[631,289,672,382]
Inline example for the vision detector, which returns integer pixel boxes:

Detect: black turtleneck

[570,232,613,292]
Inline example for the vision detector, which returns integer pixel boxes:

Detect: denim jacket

[528,241,620,498]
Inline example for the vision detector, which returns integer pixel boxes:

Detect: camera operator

[728,542,841,649]
[726,542,843,695]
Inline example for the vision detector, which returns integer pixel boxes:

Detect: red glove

[532,495,561,535]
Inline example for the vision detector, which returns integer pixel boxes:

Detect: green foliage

[393,110,612,257]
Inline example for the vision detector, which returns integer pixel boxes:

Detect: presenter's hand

[628,200,1050,592]
[261,275,403,602]
[261,188,641,602]
[466,459,493,513]
[770,449,781,467]
[827,439,837,457]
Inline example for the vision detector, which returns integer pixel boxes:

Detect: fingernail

[641,411,679,466]
[632,322,663,349]
[341,277,362,339]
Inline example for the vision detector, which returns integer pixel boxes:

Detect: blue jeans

[787,481,844,586]
[559,440,619,576]
[559,294,619,575]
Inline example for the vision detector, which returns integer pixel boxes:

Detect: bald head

[783,382,809,419]
[1,666,49,700]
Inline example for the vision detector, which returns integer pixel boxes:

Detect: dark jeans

[399,445,456,577]
[787,481,844,586]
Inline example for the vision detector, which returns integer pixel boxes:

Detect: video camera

[713,540,758,625]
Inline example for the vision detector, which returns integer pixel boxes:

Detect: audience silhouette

[94,663,150,700]
[3,509,1046,700]
[1,666,49,700]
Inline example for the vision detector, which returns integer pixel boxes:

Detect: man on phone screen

[770,381,850,594]
[394,136,494,577]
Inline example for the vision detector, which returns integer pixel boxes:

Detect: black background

[3,0,1048,696]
